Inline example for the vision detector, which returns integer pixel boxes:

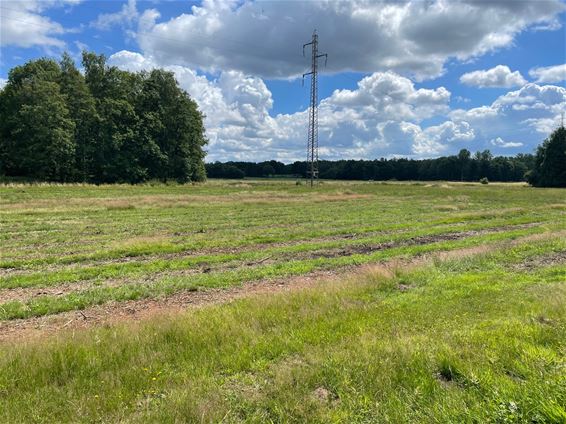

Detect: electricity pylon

[302,30,327,187]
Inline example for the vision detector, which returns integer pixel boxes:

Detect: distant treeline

[0,53,207,183]
[206,150,535,182]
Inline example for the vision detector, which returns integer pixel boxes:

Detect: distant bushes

[0,52,207,184]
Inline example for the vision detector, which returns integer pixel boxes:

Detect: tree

[59,52,97,181]
[0,53,208,183]
[527,126,566,187]
[0,59,75,181]
[11,80,75,180]
[174,93,207,182]
[457,149,471,181]
[261,163,276,177]
[83,54,157,183]
[135,69,207,183]
[222,164,245,179]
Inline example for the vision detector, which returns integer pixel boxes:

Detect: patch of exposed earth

[512,250,566,271]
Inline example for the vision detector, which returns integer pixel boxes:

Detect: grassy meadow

[0,180,565,422]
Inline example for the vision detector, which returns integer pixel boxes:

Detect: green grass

[0,236,564,422]
[1,180,564,317]
[0,180,565,422]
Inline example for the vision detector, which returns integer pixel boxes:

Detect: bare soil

[512,250,566,271]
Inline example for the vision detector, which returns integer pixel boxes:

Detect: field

[0,180,565,422]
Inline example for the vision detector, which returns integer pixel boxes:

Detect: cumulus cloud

[133,0,564,80]
[490,137,523,148]
[451,83,566,152]
[110,49,566,160]
[460,65,527,88]
[90,0,138,31]
[325,72,450,122]
[372,120,475,157]
[0,78,7,90]
[529,63,566,83]
[0,0,82,48]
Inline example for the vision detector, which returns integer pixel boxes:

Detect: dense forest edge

[1,54,564,186]
[0,53,207,184]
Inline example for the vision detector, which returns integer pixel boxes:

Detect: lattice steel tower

[303,30,327,187]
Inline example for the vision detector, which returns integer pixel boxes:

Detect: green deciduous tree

[527,126,566,187]
[59,53,98,181]
[0,59,75,181]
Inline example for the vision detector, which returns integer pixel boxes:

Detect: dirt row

[306,223,541,259]
[0,215,539,276]
[0,222,541,304]
[0,268,347,343]
[2,230,562,343]
[512,250,566,271]
[0,224,406,275]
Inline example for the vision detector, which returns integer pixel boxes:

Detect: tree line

[206,149,536,182]
[0,53,207,183]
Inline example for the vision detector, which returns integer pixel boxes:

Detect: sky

[1,0,565,163]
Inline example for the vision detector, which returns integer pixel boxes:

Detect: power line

[302,29,327,187]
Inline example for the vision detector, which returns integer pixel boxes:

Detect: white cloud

[0,0,82,48]
[0,78,7,90]
[531,19,562,32]
[529,64,566,83]
[74,40,88,51]
[90,0,138,31]
[374,120,476,157]
[490,137,523,148]
[134,0,564,80]
[451,83,566,152]
[325,72,450,121]
[275,72,455,159]
[460,65,527,88]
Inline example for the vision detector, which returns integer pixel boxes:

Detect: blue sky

[1,0,565,162]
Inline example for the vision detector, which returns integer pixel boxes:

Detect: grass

[0,237,565,422]
[0,180,565,422]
